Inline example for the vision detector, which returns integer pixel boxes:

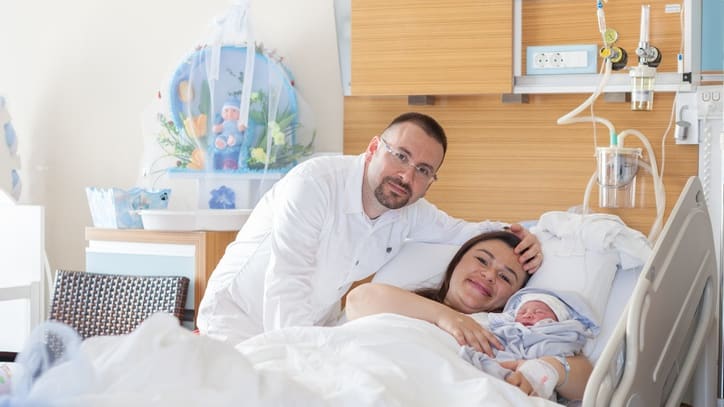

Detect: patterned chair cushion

[48,270,189,339]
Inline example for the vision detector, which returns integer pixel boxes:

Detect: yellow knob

[603,28,619,45]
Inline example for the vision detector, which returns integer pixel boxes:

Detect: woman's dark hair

[384,112,447,155]
[414,231,527,306]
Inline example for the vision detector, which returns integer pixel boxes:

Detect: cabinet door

[351,0,513,96]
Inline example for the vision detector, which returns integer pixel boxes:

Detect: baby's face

[222,106,240,120]
[514,300,557,326]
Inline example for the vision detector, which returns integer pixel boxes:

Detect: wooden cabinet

[85,228,236,327]
[350,0,513,96]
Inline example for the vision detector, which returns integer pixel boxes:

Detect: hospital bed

[1,177,718,406]
[367,175,719,406]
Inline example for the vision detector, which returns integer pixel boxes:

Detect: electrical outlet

[697,86,723,119]
[526,45,598,75]
[533,51,588,69]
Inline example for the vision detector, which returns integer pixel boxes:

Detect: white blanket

[6,313,562,407]
[237,313,561,406]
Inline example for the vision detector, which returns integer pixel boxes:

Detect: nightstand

[85,228,236,327]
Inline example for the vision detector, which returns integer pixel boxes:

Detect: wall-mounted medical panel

[514,0,698,94]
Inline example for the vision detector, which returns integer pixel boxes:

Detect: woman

[345,231,592,400]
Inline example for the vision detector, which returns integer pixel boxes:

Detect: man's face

[364,122,444,210]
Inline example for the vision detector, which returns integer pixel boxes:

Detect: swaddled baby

[461,289,597,400]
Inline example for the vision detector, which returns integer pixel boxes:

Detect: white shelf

[166,170,283,181]
[513,72,693,95]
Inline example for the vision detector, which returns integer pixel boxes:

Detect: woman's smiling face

[443,239,527,313]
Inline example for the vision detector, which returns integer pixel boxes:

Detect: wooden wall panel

[351,0,513,95]
[343,94,698,235]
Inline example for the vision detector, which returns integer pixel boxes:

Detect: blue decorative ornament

[209,185,236,209]
[167,45,299,173]
[0,96,21,201]
[4,122,16,154]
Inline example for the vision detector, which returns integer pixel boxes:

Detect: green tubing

[610,131,618,147]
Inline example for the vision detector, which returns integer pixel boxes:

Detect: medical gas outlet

[630,5,661,111]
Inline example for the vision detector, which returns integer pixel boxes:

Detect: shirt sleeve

[406,199,509,244]
[262,174,329,331]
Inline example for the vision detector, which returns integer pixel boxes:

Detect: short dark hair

[384,112,447,155]
[414,231,528,311]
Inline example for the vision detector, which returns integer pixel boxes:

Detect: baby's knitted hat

[517,293,571,322]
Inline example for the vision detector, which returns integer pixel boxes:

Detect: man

[197,112,542,343]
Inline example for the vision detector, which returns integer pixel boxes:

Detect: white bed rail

[583,176,720,406]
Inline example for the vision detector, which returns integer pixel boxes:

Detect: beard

[374,176,412,209]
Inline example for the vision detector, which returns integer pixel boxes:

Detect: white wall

[0,0,343,272]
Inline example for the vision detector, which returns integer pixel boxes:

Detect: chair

[1,270,189,362]
[48,270,189,339]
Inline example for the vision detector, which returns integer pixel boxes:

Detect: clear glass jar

[630,65,656,111]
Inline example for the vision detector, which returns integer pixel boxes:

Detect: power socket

[697,86,723,119]
[526,44,598,75]
[533,51,588,69]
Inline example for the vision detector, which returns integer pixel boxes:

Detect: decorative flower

[183,114,208,138]
[209,185,236,209]
[245,91,315,170]
[156,112,200,169]
[250,147,268,164]
[269,121,286,146]
[187,148,206,170]
[177,80,194,102]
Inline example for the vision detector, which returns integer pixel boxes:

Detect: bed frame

[584,176,719,406]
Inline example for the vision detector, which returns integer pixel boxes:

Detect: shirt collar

[344,154,366,215]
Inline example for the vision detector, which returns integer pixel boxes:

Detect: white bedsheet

[237,312,560,407]
[6,313,561,407]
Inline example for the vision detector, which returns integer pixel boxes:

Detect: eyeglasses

[378,137,438,183]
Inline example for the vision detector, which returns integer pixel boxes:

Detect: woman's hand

[435,309,503,356]
[500,360,536,396]
[508,223,543,273]
[504,370,534,396]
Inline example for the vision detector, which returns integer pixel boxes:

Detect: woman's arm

[346,283,502,355]
[346,282,447,322]
[547,354,592,401]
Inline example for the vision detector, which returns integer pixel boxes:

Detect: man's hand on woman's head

[508,223,543,273]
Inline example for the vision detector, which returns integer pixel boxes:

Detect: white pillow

[372,242,458,290]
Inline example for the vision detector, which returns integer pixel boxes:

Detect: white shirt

[197,154,505,343]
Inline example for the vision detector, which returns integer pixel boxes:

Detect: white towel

[528,211,652,325]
